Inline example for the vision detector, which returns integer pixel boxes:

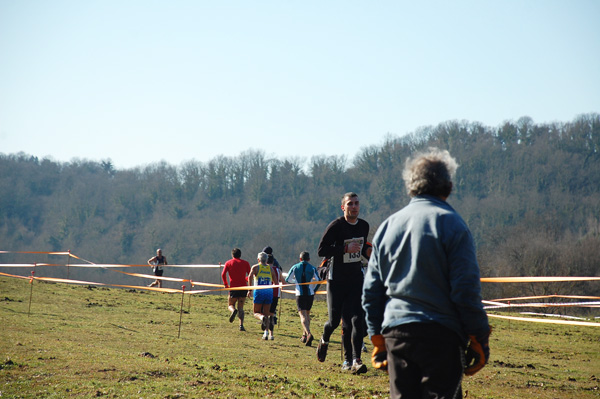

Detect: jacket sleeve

[285,266,296,283]
[361,221,371,259]
[362,243,387,337]
[447,226,490,336]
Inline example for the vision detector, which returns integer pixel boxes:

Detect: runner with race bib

[316,192,371,374]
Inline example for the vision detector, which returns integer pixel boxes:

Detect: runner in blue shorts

[248,252,276,340]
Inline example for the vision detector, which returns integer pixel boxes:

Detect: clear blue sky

[1,1,599,170]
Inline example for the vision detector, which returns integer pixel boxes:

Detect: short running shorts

[296,295,315,311]
[253,287,273,305]
[230,289,248,298]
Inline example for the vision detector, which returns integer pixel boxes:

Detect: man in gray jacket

[362,148,490,399]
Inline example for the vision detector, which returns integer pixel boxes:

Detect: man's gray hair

[257,252,268,263]
[402,148,458,198]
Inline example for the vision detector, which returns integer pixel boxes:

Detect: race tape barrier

[2,269,598,326]
[488,313,600,327]
[0,251,71,255]
[0,270,324,295]
[0,263,222,268]
[491,294,600,301]
[484,301,600,310]
[2,250,599,327]
[481,276,600,283]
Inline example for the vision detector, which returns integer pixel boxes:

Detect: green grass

[1,277,599,398]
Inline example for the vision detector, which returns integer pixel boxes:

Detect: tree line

[1,113,599,304]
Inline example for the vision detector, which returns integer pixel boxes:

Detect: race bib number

[150,260,160,272]
[343,237,364,263]
[257,276,270,285]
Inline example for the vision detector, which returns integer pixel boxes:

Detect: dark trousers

[342,309,367,363]
[384,323,464,399]
[323,278,363,361]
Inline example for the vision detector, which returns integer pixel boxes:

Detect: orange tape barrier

[0,263,163,268]
[481,276,600,283]
[31,276,107,286]
[487,313,599,327]
[111,269,193,283]
[491,294,600,302]
[519,312,598,320]
[0,271,190,294]
[0,263,222,268]
[2,270,598,326]
[0,251,70,255]
[3,251,599,312]
[4,261,598,284]
[0,270,314,295]
[0,263,231,269]
[484,301,600,310]
[0,271,32,280]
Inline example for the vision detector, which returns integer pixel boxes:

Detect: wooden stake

[178,285,186,338]
[28,270,35,316]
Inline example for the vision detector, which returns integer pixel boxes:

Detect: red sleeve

[221,262,229,287]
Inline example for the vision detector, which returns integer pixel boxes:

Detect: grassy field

[1,277,599,398]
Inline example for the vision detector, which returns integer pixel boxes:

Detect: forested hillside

[2,114,599,299]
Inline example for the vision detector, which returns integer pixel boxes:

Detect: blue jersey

[286,261,318,296]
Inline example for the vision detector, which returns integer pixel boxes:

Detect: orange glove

[464,328,491,376]
[370,334,388,371]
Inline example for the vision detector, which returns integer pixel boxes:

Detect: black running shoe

[305,333,314,347]
[229,309,238,323]
[260,315,268,331]
[317,338,328,362]
[351,359,368,375]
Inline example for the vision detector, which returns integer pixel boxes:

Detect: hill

[1,113,599,303]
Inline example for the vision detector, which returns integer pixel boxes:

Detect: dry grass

[1,277,598,398]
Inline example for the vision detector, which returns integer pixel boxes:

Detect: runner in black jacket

[316,192,371,374]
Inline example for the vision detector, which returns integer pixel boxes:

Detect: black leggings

[322,279,364,361]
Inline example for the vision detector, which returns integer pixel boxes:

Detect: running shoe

[269,335,274,340]
[260,315,268,331]
[341,361,351,371]
[262,330,269,340]
[239,325,246,332]
[305,333,314,347]
[351,359,368,375]
[229,309,238,323]
[316,338,328,362]
[300,334,307,344]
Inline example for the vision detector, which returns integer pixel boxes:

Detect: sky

[1,1,599,170]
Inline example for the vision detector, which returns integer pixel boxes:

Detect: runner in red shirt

[221,248,251,331]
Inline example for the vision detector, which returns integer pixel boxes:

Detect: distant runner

[147,248,167,288]
[248,252,277,340]
[221,248,251,331]
[285,251,318,346]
